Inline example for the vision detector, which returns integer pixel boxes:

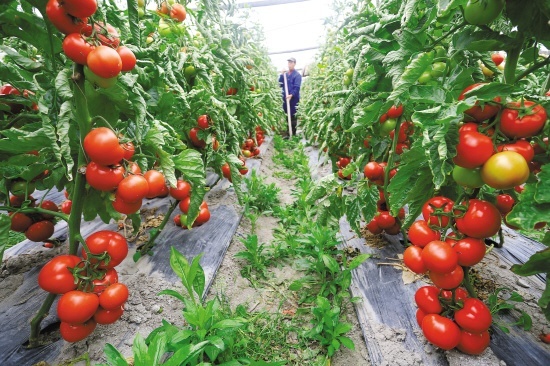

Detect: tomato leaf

[0,128,50,154]
[173,149,206,226]
[505,0,550,45]
[0,215,11,263]
[539,283,550,322]
[56,101,75,180]
[357,180,379,223]
[507,184,550,230]
[453,28,518,52]
[511,248,550,277]
[126,0,141,45]
[0,46,42,72]
[535,164,550,203]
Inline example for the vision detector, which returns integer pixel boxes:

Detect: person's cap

[287,57,296,63]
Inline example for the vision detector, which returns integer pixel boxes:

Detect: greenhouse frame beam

[236,0,311,8]
[269,46,319,55]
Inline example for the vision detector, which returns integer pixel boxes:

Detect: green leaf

[453,28,519,52]
[511,248,550,276]
[535,165,550,203]
[163,341,210,366]
[189,253,206,299]
[0,46,42,72]
[169,246,190,285]
[322,254,340,273]
[348,253,370,270]
[211,319,246,330]
[56,101,75,180]
[539,282,550,322]
[55,69,73,100]
[305,175,338,204]
[126,0,141,45]
[157,289,186,303]
[507,184,550,230]
[103,343,128,366]
[338,336,355,350]
[0,215,12,263]
[132,334,149,366]
[146,331,167,365]
[173,149,207,226]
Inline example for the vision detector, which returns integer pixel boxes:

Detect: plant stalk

[27,293,56,348]
[462,266,477,298]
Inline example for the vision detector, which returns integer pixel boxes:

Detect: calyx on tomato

[499,101,547,138]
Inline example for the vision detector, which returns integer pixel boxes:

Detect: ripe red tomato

[452,237,486,267]
[99,283,129,310]
[439,288,469,303]
[197,115,209,129]
[83,231,128,268]
[61,200,72,214]
[491,53,504,66]
[497,140,534,163]
[455,199,501,238]
[375,211,396,230]
[221,163,232,181]
[499,101,547,138]
[194,207,211,226]
[364,162,384,180]
[422,314,461,350]
[86,162,125,191]
[457,329,490,355]
[25,220,55,242]
[10,194,35,208]
[112,193,142,214]
[384,222,401,235]
[337,169,351,180]
[174,214,182,226]
[127,161,142,175]
[87,46,122,79]
[403,246,427,274]
[45,0,89,35]
[454,298,492,333]
[59,320,96,342]
[416,308,426,327]
[179,196,191,214]
[83,127,124,166]
[94,306,124,324]
[39,200,59,219]
[387,105,403,119]
[458,84,501,122]
[422,240,458,273]
[454,132,494,169]
[495,194,514,215]
[86,22,120,48]
[212,136,220,150]
[38,255,81,294]
[10,212,33,232]
[429,265,464,289]
[189,127,206,148]
[422,196,454,228]
[117,46,137,72]
[415,286,443,314]
[92,268,118,294]
[481,151,529,190]
[366,219,383,234]
[58,290,99,323]
[408,220,441,248]
[117,175,149,203]
[121,141,135,160]
[62,33,94,65]
[170,3,187,22]
[170,180,192,200]
[144,170,166,198]
[62,0,97,18]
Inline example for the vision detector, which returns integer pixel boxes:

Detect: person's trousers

[290,114,297,135]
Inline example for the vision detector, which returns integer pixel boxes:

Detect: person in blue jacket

[278,57,302,136]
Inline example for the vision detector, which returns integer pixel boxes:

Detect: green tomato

[452,166,484,188]
[345,68,354,78]
[10,180,35,196]
[430,62,447,78]
[434,46,446,59]
[184,65,197,78]
[221,37,232,49]
[179,214,188,228]
[418,71,432,84]
[146,36,154,45]
[343,75,352,86]
[137,7,145,18]
[380,118,397,136]
[464,0,505,26]
[84,66,118,89]
[158,20,172,37]
[137,0,145,6]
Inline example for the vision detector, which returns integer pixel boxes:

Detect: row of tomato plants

[299,0,550,356]
[0,0,283,347]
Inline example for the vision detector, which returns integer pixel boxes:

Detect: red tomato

[117,46,137,72]
[421,240,458,273]
[38,255,81,294]
[422,196,454,228]
[429,265,464,289]
[454,132,494,169]
[87,46,122,79]
[60,320,96,342]
[143,170,166,198]
[375,211,396,230]
[83,231,128,268]
[57,290,99,323]
[379,113,388,123]
[497,140,534,163]
[439,288,469,303]
[194,207,211,226]
[221,163,232,181]
[364,162,384,180]
[117,175,149,203]
[120,141,135,160]
[112,193,142,214]
[415,286,443,314]
[337,169,351,180]
[10,194,35,208]
[455,199,501,238]
[94,306,124,324]
[127,161,142,175]
[408,220,441,248]
[499,101,547,138]
[189,127,206,148]
[422,314,461,350]
[99,283,129,310]
[170,180,192,200]
[39,200,59,219]
[83,127,124,166]
[62,33,94,65]
[452,237,486,267]
[458,83,501,122]
[61,200,72,214]
[387,105,403,118]
[170,3,187,22]
[92,268,119,294]
[454,298,492,333]
[212,136,220,150]
[403,246,427,274]
[366,219,383,234]
[457,330,490,355]
[197,115,209,129]
[10,212,33,232]
[491,53,504,66]
[25,220,55,242]
[481,151,530,190]
[86,22,120,48]
[45,0,89,35]
[495,194,514,215]
[62,0,97,18]
[416,308,427,327]
[385,222,401,235]
[174,214,182,226]
[179,196,191,214]
[86,162,125,191]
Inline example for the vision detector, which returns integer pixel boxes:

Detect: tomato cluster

[416,286,492,354]
[47,0,136,88]
[365,189,405,236]
[241,126,265,158]
[38,230,129,342]
[336,156,352,180]
[0,84,38,114]
[189,115,223,151]
[168,179,211,229]
[221,159,249,183]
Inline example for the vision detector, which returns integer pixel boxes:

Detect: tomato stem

[503,45,521,85]
[462,266,477,298]
[0,206,69,221]
[136,199,179,258]
[382,116,402,207]
[27,293,56,348]
[426,21,467,50]
[515,55,550,83]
